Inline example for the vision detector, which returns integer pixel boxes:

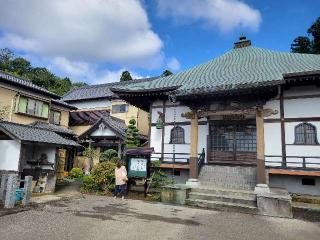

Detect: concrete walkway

[0,195,319,240]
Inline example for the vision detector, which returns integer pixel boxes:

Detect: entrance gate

[208,121,257,164]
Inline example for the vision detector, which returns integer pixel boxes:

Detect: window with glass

[170,126,185,144]
[112,104,128,113]
[210,123,256,152]
[49,110,61,125]
[18,96,49,118]
[294,123,318,145]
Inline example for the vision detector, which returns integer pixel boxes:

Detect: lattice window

[170,126,185,144]
[294,123,318,145]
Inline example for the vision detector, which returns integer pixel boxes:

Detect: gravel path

[0,195,319,240]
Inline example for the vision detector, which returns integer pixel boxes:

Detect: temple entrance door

[208,121,257,165]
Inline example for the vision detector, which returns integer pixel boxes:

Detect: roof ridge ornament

[234,35,251,49]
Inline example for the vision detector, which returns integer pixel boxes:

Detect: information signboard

[128,158,147,178]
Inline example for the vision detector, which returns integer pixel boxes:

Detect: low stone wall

[161,184,191,205]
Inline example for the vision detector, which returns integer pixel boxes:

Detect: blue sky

[0,0,319,84]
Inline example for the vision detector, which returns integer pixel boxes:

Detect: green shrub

[110,156,120,163]
[100,149,118,162]
[80,175,99,192]
[91,161,116,191]
[150,160,174,188]
[69,168,84,179]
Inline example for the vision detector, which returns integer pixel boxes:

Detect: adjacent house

[111,37,320,199]
[62,78,154,167]
[0,70,79,192]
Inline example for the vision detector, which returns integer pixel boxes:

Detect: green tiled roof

[112,46,320,95]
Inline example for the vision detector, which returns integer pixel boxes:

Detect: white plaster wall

[284,98,320,118]
[0,140,21,171]
[150,126,162,153]
[285,121,320,168]
[91,128,116,137]
[70,99,112,109]
[33,146,56,164]
[264,99,280,119]
[150,117,208,163]
[165,106,191,122]
[264,123,282,167]
[283,85,320,97]
[151,107,163,123]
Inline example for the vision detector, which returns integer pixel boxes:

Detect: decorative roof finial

[234,35,251,49]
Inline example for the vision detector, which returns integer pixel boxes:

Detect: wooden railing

[198,148,206,174]
[151,152,204,165]
[265,155,320,170]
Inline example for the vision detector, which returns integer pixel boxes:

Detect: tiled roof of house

[0,121,79,146]
[51,99,78,110]
[62,77,159,102]
[78,113,148,141]
[69,110,109,126]
[78,114,127,140]
[28,121,75,135]
[111,46,320,96]
[0,70,60,98]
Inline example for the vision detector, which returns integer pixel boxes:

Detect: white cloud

[156,0,262,32]
[166,57,181,71]
[0,0,163,69]
[49,56,146,84]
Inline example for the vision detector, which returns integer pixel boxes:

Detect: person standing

[114,160,128,200]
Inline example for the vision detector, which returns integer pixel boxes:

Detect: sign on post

[128,158,147,178]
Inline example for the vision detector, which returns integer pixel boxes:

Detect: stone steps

[186,186,258,214]
[186,198,258,214]
[188,192,256,206]
[192,186,257,198]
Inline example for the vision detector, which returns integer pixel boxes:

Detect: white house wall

[71,99,112,109]
[91,128,117,137]
[0,140,21,171]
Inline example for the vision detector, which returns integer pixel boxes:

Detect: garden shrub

[91,161,116,191]
[150,160,174,189]
[80,175,99,192]
[100,149,118,162]
[69,168,84,179]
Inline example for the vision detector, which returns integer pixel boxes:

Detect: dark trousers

[114,184,126,197]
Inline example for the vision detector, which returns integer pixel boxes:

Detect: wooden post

[118,141,122,158]
[256,107,267,184]
[189,111,199,179]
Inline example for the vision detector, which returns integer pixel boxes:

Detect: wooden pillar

[189,112,199,179]
[118,141,122,158]
[256,107,267,184]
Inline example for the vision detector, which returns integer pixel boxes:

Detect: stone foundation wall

[199,165,257,190]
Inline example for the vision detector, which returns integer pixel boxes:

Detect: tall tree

[0,48,14,71]
[308,17,320,54]
[0,48,87,96]
[120,70,133,82]
[291,36,312,53]
[10,57,32,75]
[161,69,173,77]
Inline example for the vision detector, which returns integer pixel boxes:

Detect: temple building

[111,36,320,203]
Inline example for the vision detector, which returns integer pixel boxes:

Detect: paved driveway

[0,195,319,240]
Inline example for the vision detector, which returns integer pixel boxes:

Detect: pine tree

[125,119,140,147]
[291,36,312,53]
